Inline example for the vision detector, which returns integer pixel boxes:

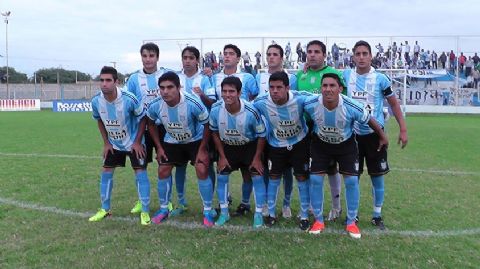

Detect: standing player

[210,76,267,227]
[89,66,151,226]
[296,40,343,221]
[146,72,216,227]
[255,43,296,218]
[211,44,260,216]
[343,40,408,229]
[169,46,217,216]
[125,42,172,215]
[253,72,311,230]
[305,71,388,238]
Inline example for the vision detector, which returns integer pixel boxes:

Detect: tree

[33,68,92,83]
[0,66,28,83]
[94,72,128,84]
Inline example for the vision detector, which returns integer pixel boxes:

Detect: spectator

[431,50,438,69]
[413,41,420,57]
[459,52,467,74]
[472,52,480,65]
[465,56,474,77]
[255,51,262,66]
[439,51,447,69]
[404,41,411,64]
[242,51,253,74]
[375,43,384,55]
[285,42,291,61]
[296,42,302,62]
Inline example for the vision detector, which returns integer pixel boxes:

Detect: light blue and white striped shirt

[92,87,145,151]
[253,91,311,148]
[209,99,266,146]
[255,71,298,96]
[177,70,216,101]
[147,91,209,144]
[211,70,259,101]
[343,68,393,135]
[304,94,370,144]
[125,67,172,108]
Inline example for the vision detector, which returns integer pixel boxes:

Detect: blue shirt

[147,91,209,144]
[92,87,145,151]
[343,68,393,135]
[253,91,312,148]
[255,71,297,96]
[304,94,370,144]
[177,70,216,102]
[209,99,266,146]
[211,70,259,101]
[125,68,172,108]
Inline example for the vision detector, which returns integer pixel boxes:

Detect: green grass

[0,111,479,268]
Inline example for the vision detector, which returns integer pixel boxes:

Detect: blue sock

[175,164,187,206]
[371,175,385,218]
[252,175,266,213]
[167,176,173,205]
[283,168,293,207]
[209,164,216,191]
[198,177,213,211]
[309,174,324,222]
[100,171,114,210]
[344,176,360,225]
[216,174,229,215]
[157,176,171,210]
[241,181,253,205]
[135,170,150,212]
[267,178,281,217]
[297,180,310,220]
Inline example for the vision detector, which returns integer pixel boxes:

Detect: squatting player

[253,71,311,230]
[209,76,267,227]
[146,72,216,227]
[304,70,388,239]
[89,66,151,226]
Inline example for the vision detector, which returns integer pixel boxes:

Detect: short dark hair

[182,46,200,60]
[321,72,346,89]
[158,71,180,88]
[224,44,241,57]
[307,40,326,54]
[140,42,160,57]
[267,44,284,58]
[100,66,118,81]
[221,76,242,92]
[353,40,372,54]
[269,71,289,86]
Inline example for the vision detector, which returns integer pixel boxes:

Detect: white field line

[1,197,479,237]
[1,152,479,176]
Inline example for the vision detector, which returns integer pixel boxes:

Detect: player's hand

[131,142,146,160]
[202,67,213,77]
[303,62,310,73]
[155,147,168,163]
[193,87,204,96]
[217,156,231,173]
[195,148,209,168]
[249,157,264,176]
[103,143,114,160]
[378,135,389,152]
[398,130,408,149]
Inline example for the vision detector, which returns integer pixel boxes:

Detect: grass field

[0,111,479,269]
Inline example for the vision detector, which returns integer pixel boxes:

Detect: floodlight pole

[2,11,10,99]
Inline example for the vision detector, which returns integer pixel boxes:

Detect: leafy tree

[33,68,91,83]
[0,66,28,83]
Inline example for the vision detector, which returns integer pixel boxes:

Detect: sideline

[1,197,479,237]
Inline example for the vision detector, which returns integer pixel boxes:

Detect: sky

[1,0,479,77]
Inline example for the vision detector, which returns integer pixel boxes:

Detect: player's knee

[158,166,173,178]
[195,165,208,179]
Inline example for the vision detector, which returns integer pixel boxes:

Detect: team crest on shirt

[380,160,387,170]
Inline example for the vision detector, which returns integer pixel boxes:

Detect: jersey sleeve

[191,99,209,125]
[347,98,370,125]
[303,95,317,119]
[245,74,259,99]
[125,75,141,101]
[91,96,100,120]
[209,106,219,131]
[289,74,298,91]
[251,107,266,138]
[380,74,393,97]
[146,100,160,123]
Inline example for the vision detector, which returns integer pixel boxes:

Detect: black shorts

[219,141,259,175]
[310,135,359,176]
[160,140,201,166]
[268,136,309,178]
[356,132,389,175]
[208,136,218,163]
[145,124,166,163]
[103,149,146,169]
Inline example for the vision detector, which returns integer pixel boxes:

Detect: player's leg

[281,167,294,219]
[192,141,215,227]
[290,137,311,231]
